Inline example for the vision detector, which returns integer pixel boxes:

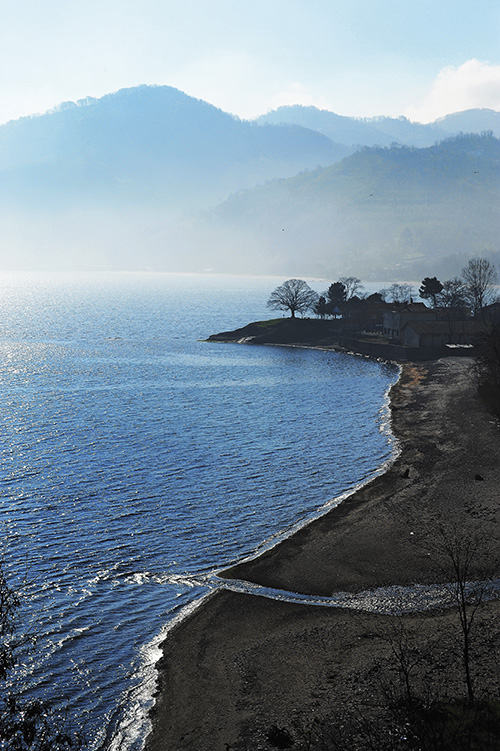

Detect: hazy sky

[1,0,499,125]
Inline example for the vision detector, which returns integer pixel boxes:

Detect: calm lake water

[0,272,398,749]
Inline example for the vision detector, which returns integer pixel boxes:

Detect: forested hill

[0,85,347,210]
[209,133,500,279]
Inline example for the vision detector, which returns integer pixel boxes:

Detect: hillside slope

[0,86,351,271]
[209,134,500,279]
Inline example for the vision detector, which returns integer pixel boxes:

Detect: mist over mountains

[210,133,500,280]
[0,84,498,277]
[256,106,448,148]
[0,86,346,210]
[255,105,500,149]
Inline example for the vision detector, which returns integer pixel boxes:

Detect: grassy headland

[207,317,341,346]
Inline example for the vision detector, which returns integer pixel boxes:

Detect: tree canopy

[419,277,444,308]
[388,283,413,303]
[325,282,346,307]
[439,278,468,311]
[462,258,498,316]
[314,295,329,318]
[338,276,363,300]
[267,279,318,318]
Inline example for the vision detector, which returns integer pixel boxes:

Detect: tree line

[267,258,498,320]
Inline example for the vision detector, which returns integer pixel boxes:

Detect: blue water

[0,272,398,749]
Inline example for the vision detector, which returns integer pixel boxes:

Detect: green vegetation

[0,85,343,211]
[265,257,498,324]
[216,258,500,408]
[419,277,444,308]
[208,317,337,345]
[0,94,497,276]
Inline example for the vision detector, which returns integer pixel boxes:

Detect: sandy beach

[146,357,500,750]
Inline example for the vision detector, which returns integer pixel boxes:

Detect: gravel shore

[146,357,500,751]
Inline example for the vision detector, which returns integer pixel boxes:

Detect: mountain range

[255,105,500,149]
[0,86,349,211]
[0,84,498,277]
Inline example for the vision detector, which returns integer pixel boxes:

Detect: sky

[0,0,499,126]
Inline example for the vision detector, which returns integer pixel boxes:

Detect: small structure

[401,320,487,348]
[383,303,436,343]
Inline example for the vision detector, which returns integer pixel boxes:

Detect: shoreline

[146,357,500,750]
[212,402,400,580]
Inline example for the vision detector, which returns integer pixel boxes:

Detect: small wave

[213,453,400,570]
[123,571,173,586]
[106,593,211,751]
[53,625,92,651]
[182,573,500,616]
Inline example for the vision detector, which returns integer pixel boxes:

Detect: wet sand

[146,358,500,751]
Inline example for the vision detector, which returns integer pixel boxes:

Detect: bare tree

[374,617,428,708]
[267,279,318,318]
[436,523,496,704]
[388,283,413,304]
[461,258,498,317]
[439,278,468,310]
[338,276,364,300]
[439,278,469,337]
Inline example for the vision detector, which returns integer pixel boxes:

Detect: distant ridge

[255,105,500,148]
[435,108,500,136]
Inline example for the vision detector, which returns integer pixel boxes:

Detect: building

[400,320,487,348]
[383,303,436,343]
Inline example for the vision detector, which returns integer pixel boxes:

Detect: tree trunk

[464,631,475,702]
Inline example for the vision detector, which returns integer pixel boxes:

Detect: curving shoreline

[219,358,495,594]
[146,357,500,751]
